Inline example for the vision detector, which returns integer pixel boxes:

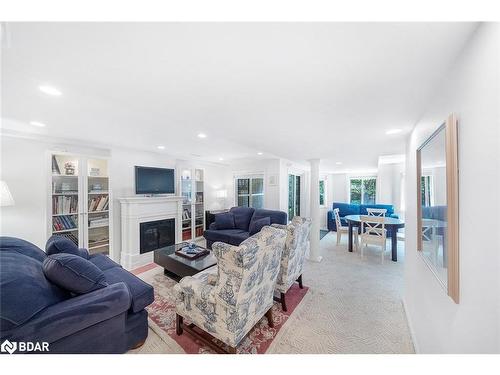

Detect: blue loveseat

[203,207,287,249]
[0,236,154,354]
[327,202,399,231]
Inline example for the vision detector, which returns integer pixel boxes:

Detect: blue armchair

[327,202,399,231]
[0,236,154,353]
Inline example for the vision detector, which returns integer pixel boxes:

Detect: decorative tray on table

[174,242,209,260]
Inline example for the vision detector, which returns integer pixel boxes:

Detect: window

[420,175,434,207]
[349,177,376,204]
[235,176,264,208]
[288,174,301,220]
[319,180,326,206]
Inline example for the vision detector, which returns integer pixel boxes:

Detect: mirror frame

[416,114,459,303]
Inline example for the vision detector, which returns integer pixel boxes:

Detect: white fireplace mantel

[119,195,183,270]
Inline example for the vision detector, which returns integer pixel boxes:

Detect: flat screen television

[135,166,175,195]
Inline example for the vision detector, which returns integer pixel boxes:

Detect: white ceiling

[1,22,477,171]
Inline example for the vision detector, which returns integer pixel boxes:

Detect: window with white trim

[349,177,376,205]
[235,176,264,209]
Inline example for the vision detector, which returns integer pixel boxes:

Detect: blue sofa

[0,236,154,354]
[203,207,287,249]
[327,202,399,231]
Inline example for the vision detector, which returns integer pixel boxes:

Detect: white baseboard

[402,297,420,353]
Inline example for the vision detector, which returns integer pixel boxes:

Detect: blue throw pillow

[249,216,271,236]
[42,253,108,294]
[215,212,235,230]
[46,235,89,259]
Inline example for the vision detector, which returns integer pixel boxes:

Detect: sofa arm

[174,276,216,307]
[9,283,131,344]
[390,213,399,219]
[211,241,236,261]
[209,222,217,230]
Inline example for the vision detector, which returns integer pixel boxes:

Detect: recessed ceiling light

[386,129,402,135]
[39,85,62,96]
[335,161,343,165]
[157,145,165,150]
[197,133,207,139]
[218,157,224,161]
[30,121,46,127]
[257,152,263,155]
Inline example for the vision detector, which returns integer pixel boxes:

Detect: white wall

[377,162,405,214]
[404,23,500,353]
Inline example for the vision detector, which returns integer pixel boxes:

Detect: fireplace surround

[119,196,183,269]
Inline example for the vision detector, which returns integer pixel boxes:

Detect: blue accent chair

[0,236,154,353]
[327,202,399,231]
[203,207,287,249]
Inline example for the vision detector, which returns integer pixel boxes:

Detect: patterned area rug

[144,271,308,354]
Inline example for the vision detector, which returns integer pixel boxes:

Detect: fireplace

[140,218,175,254]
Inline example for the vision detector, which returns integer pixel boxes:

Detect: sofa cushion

[227,231,251,246]
[43,253,108,294]
[332,202,360,217]
[252,209,287,225]
[0,236,47,263]
[0,250,69,331]
[229,207,255,230]
[103,267,154,313]
[88,253,121,271]
[360,204,395,216]
[214,212,235,230]
[249,216,271,236]
[204,229,246,244]
[46,235,89,259]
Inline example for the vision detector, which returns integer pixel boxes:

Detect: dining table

[344,214,405,262]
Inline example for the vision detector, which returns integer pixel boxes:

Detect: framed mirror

[416,114,459,303]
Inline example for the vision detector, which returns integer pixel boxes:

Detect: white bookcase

[179,167,205,241]
[48,152,113,257]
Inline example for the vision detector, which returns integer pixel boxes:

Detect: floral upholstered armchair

[174,226,287,353]
[271,216,312,311]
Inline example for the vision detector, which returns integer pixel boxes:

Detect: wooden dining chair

[333,208,349,245]
[367,208,387,217]
[359,215,387,263]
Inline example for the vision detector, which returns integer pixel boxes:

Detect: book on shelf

[52,215,77,231]
[88,195,109,212]
[52,195,78,215]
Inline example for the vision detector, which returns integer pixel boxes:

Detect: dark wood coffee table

[153,242,217,282]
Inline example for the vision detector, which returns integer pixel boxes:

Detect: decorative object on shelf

[51,155,61,175]
[91,183,102,191]
[89,167,101,177]
[64,162,76,175]
[0,181,15,207]
[61,182,72,191]
[417,113,459,304]
[174,242,209,260]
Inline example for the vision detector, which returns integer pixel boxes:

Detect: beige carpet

[131,231,414,354]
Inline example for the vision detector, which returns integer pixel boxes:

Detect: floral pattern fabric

[272,216,312,293]
[174,226,287,348]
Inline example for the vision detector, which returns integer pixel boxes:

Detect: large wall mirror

[417,114,459,303]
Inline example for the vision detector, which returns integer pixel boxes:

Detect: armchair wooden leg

[176,313,183,336]
[227,346,237,354]
[265,308,275,328]
[280,292,288,312]
[297,274,304,289]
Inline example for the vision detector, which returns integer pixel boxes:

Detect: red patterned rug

[137,266,308,354]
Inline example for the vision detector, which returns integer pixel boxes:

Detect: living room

[1,2,500,372]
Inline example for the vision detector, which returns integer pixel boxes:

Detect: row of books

[53,196,78,215]
[53,216,78,231]
[88,195,109,212]
[89,216,109,228]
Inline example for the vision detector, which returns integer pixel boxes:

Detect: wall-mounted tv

[135,166,175,195]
